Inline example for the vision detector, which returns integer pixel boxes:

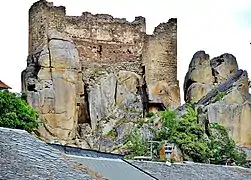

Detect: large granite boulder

[184,51,214,102]
[211,53,238,84]
[184,51,251,148]
[22,30,81,141]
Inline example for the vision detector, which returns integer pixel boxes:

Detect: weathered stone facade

[22,0,180,146]
[143,20,180,108]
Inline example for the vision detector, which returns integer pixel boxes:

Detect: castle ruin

[22,0,180,143]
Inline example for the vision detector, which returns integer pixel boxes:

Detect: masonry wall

[142,18,180,107]
[28,0,66,54]
[29,0,146,65]
[65,14,145,64]
[143,18,177,85]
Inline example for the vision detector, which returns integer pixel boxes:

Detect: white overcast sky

[0,0,250,101]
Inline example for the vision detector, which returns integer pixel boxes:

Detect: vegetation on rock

[125,128,148,158]
[213,90,227,102]
[126,104,247,166]
[0,91,40,132]
[106,128,118,138]
[208,123,247,165]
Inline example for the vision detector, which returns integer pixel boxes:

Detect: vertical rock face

[22,30,81,140]
[184,51,214,102]
[184,51,251,148]
[22,0,180,147]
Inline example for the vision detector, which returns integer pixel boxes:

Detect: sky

[0,0,250,102]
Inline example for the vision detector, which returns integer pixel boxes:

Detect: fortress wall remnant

[29,0,146,64]
[143,18,177,84]
[65,14,146,64]
[29,0,66,54]
[142,18,180,107]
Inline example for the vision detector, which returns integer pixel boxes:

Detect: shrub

[213,90,227,102]
[154,107,247,165]
[0,90,40,132]
[208,123,247,166]
[125,128,148,157]
[123,104,247,165]
[146,111,154,118]
[167,107,211,163]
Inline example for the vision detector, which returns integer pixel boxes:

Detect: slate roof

[0,127,155,180]
[49,144,156,180]
[130,160,251,180]
[0,127,93,180]
[2,126,251,180]
[69,156,155,180]
[49,143,124,159]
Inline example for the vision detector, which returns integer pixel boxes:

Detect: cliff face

[21,0,180,148]
[184,51,251,148]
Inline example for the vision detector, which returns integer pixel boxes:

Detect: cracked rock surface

[22,30,81,141]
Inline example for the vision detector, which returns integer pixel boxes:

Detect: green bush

[208,123,247,166]
[154,107,247,165]
[163,107,211,163]
[122,103,247,165]
[146,111,154,118]
[0,91,40,132]
[213,90,227,102]
[125,128,148,157]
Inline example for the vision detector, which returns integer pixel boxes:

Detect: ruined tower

[22,0,180,143]
[143,19,180,109]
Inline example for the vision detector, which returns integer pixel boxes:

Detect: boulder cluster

[184,51,251,148]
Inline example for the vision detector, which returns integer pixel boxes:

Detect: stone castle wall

[29,0,145,65]
[28,0,66,54]
[65,14,145,64]
[143,19,177,84]
[143,19,180,107]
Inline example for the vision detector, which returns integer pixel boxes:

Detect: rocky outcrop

[22,30,81,141]
[184,51,251,148]
[22,0,180,151]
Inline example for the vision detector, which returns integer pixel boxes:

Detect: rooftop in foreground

[0,127,155,180]
[1,127,251,180]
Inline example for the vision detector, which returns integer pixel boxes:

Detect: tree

[164,107,211,163]
[0,90,40,132]
[123,104,247,165]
